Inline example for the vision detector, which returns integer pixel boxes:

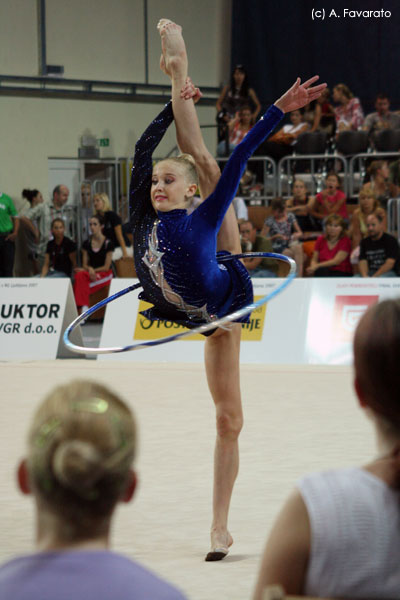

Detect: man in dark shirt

[359,213,399,277]
[239,220,278,277]
[40,218,77,278]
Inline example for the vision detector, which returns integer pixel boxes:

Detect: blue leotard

[130,101,283,333]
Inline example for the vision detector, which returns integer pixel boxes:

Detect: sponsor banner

[99,279,308,363]
[305,278,400,364]
[0,279,83,360]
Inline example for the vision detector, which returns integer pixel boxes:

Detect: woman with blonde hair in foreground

[254,298,400,599]
[0,380,187,600]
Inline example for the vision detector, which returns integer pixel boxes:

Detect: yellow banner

[134,297,266,341]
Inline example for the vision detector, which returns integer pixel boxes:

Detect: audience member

[389,158,400,199]
[333,83,364,132]
[216,64,261,142]
[362,160,390,209]
[253,298,400,599]
[93,193,132,261]
[316,88,335,135]
[363,93,400,139]
[0,191,19,277]
[22,184,71,268]
[359,213,399,277]
[239,220,278,277]
[19,189,43,275]
[306,214,352,277]
[0,379,187,600]
[285,179,319,235]
[73,215,114,314]
[351,189,386,251]
[302,100,322,132]
[217,105,253,156]
[255,109,309,163]
[309,172,348,223]
[40,218,77,278]
[263,197,304,277]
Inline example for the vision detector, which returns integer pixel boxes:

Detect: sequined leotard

[130,101,283,333]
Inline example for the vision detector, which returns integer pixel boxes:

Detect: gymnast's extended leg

[159,20,243,559]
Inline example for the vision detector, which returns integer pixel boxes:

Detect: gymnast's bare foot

[157,19,187,77]
[205,528,233,561]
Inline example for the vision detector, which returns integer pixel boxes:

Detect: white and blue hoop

[63,251,296,355]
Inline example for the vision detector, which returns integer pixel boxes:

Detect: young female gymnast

[129,19,326,561]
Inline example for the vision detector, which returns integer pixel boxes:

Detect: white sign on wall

[99,278,400,365]
[0,279,83,360]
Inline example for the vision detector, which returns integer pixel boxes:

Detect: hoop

[63,252,296,355]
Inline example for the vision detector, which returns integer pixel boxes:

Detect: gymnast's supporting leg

[204,323,243,560]
[158,20,241,256]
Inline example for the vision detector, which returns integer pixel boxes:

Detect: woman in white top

[253,298,400,599]
[254,109,309,163]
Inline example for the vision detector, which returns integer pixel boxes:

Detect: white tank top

[298,467,400,598]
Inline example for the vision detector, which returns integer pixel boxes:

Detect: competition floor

[1,360,374,600]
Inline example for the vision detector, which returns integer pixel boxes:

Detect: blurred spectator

[306,214,352,277]
[217,105,253,156]
[93,193,132,261]
[363,93,400,138]
[216,64,261,143]
[359,213,399,277]
[253,298,400,599]
[80,182,92,208]
[73,215,114,314]
[255,109,309,163]
[239,220,278,277]
[333,84,364,131]
[303,100,322,132]
[40,218,77,278]
[309,172,348,224]
[0,191,19,277]
[316,87,335,135]
[18,188,43,275]
[22,184,71,268]
[351,189,387,251]
[389,158,400,198]
[0,379,187,600]
[262,197,304,276]
[362,160,390,209]
[286,179,320,235]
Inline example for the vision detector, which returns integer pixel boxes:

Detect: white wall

[0,0,232,206]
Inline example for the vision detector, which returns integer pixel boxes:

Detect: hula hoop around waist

[63,251,296,355]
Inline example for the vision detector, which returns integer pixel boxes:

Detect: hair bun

[52,440,104,493]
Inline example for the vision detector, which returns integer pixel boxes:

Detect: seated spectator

[0,191,19,277]
[255,109,309,163]
[262,197,304,277]
[389,158,400,199]
[217,105,253,156]
[19,189,43,275]
[73,215,114,314]
[22,184,71,268]
[0,379,187,600]
[363,93,400,140]
[333,83,364,132]
[239,220,278,278]
[40,218,77,278]
[316,87,335,135]
[309,172,348,224]
[306,214,352,277]
[351,189,387,251]
[93,193,132,261]
[359,212,400,277]
[362,160,390,209]
[216,64,261,143]
[286,179,320,235]
[253,298,400,599]
[302,100,322,132]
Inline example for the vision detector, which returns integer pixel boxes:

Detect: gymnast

[129,19,326,561]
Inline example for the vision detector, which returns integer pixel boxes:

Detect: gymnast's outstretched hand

[274,76,327,113]
[180,76,203,104]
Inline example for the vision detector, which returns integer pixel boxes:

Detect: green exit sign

[98,138,110,147]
